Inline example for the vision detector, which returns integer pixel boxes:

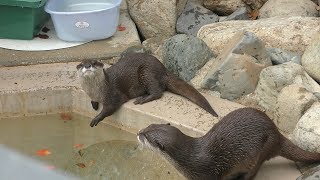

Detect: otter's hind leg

[133,87,163,104]
[134,71,164,105]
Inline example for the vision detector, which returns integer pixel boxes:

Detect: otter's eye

[76,64,83,70]
[156,141,165,151]
[166,123,171,126]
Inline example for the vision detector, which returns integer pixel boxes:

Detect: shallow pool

[0,113,183,179]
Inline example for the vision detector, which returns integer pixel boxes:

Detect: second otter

[77,53,218,127]
[138,107,320,180]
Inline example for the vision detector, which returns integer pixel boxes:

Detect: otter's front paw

[91,101,99,111]
[90,118,102,127]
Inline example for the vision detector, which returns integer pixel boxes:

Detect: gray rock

[275,84,318,134]
[302,34,320,82]
[292,102,320,153]
[203,0,246,15]
[254,62,320,115]
[127,0,182,39]
[259,0,319,18]
[241,0,268,9]
[142,37,169,62]
[201,31,270,100]
[120,45,145,58]
[162,34,215,82]
[176,1,219,36]
[198,16,320,55]
[221,7,250,21]
[266,47,301,65]
[297,164,320,180]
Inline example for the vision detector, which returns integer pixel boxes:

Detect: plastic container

[0,0,49,40]
[45,0,122,42]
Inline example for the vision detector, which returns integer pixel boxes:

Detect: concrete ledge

[0,62,243,136]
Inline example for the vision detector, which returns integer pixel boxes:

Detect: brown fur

[138,107,320,180]
[77,53,218,127]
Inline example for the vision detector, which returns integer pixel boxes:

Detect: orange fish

[36,149,51,156]
[73,144,84,149]
[76,163,86,168]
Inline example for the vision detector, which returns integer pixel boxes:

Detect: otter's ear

[94,60,104,67]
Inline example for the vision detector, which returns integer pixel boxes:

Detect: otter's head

[76,60,104,78]
[137,123,185,153]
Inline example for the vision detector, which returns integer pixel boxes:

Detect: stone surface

[254,62,320,115]
[221,7,250,21]
[266,47,301,65]
[259,0,319,18]
[0,12,141,67]
[0,61,245,136]
[297,164,320,180]
[65,140,184,180]
[241,0,268,9]
[200,31,271,100]
[120,45,145,58]
[293,102,320,153]
[163,34,215,82]
[127,0,177,39]
[198,16,320,55]
[142,37,169,62]
[203,0,246,15]
[301,34,320,82]
[274,84,318,134]
[176,1,219,36]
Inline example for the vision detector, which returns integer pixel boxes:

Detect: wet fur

[138,107,320,180]
[77,53,218,127]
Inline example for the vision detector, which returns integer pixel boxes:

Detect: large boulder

[275,84,318,134]
[142,37,169,62]
[266,47,301,65]
[200,31,271,100]
[203,0,246,15]
[259,0,319,18]
[198,16,320,55]
[292,102,320,153]
[301,34,320,82]
[176,1,219,36]
[254,62,320,115]
[127,0,187,39]
[241,0,268,9]
[162,34,215,82]
[220,7,250,21]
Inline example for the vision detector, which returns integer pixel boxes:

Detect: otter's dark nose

[84,64,92,68]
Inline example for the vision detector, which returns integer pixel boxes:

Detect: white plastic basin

[45,0,122,42]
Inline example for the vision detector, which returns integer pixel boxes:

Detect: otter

[76,53,218,127]
[138,107,320,180]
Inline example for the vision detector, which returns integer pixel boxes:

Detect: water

[0,113,183,179]
[0,113,135,169]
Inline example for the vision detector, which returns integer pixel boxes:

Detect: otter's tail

[163,73,218,117]
[279,135,320,163]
